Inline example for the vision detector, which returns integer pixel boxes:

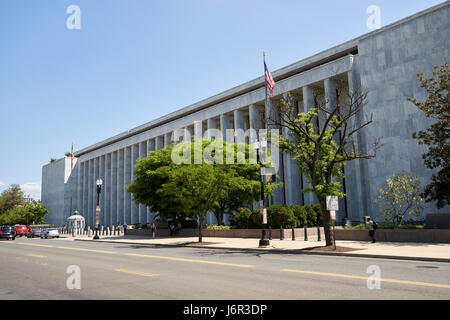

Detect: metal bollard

[72,228,75,237]
[269,226,272,240]
[292,227,295,241]
[280,226,284,240]
[317,225,321,241]
[304,227,308,241]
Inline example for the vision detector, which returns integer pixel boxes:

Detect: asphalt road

[0,237,449,300]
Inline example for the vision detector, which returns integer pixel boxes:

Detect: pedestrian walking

[366,217,377,243]
[169,222,175,236]
[123,223,127,235]
[175,221,182,234]
[151,222,156,239]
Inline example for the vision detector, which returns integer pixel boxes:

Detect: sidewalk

[64,234,450,263]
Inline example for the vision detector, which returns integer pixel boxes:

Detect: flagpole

[259,51,269,247]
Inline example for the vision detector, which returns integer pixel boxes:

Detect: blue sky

[0,0,444,199]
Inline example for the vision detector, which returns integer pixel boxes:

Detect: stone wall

[335,229,450,243]
[128,227,450,243]
[128,227,325,239]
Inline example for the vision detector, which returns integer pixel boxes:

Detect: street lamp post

[254,139,270,247]
[93,179,103,240]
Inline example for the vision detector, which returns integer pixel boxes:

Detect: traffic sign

[330,210,336,221]
[326,196,339,211]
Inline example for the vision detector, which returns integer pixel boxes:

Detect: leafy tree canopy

[0,184,25,215]
[126,139,281,241]
[409,62,449,208]
[0,203,49,225]
[275,88,376,246]
[374,171,424,226]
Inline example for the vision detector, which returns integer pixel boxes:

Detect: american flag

[264,61,275,96]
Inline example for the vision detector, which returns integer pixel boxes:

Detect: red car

[14,225,28,237]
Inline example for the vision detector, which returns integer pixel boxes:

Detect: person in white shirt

[366,218,376,243]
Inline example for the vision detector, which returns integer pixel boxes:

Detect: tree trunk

[198,217,203,243]
[318,197,334,247]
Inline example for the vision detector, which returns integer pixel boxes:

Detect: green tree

[210,141,280,225]
[0,184,25,215]
[274,88,377,247]
[374,171,424,226]
[162,164,221,242]
[409,62,449,208]
[0,203,49,225]
[267,205,298,228]
[126,144,190,223]
[26,203,49,224]
[127,139,281,241]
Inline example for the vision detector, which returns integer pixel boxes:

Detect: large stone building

[42,2,450,227]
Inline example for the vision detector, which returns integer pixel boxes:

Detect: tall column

[265,98,285,205]
[130,144,139,224]
[147,139,156,223]
[99,155,105,226]
[346,65,367,223]
[249,104,262,145]
[164,132,172,147]
[105,153,112,227]
[75,160,81,214]
[83,161,89,220]
[117,149,125,224]
[70,159,78,218]
[234,109,245,143]
[94,157,100,227]
[324,78,347,223]
[173,128,184,143]
[138,141,147,224]
[282,93,302,206]
[302,85,317,206]
[88,158,95,227]
[207,119,218,140]
[79,162,85,216]
[184,127,193,143]
[111,151,118,225]
[194,120,203,140]
[124,147,131,224]
[220,114,232,142]
[155,136,164,151]
[147,139,155,156]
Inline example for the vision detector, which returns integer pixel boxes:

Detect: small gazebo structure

[67,211,85,229]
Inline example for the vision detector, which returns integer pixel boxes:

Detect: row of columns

[73,71,362,227]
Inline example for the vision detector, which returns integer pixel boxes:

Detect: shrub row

[234,204,323,229]
[344,223,428,230]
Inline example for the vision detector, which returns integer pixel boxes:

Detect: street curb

[74,238,450,263]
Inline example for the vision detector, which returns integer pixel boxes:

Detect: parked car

[27,228,42,238]
[0,226,16,240]
[14,225,28,237]
[41,228,60,239]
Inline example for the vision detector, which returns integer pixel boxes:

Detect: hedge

[234,204,323,229]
